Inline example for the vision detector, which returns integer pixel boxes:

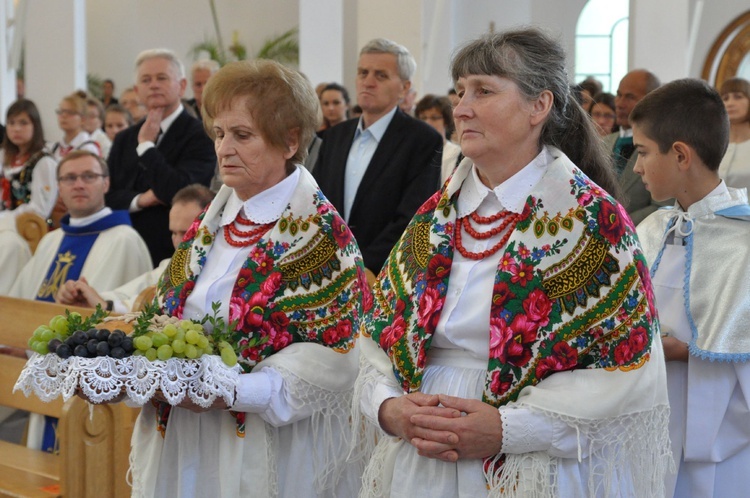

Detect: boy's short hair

[630,78,728,171]
[172,184,215,209]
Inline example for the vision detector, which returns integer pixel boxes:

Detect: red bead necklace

[455,210,519,260]
[223,213,274,247]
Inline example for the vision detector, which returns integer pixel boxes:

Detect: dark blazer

[314,108,442,272]
[106,109,216,265]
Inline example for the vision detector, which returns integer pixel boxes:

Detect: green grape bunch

[30,302,239,368]
[28,305,109,355]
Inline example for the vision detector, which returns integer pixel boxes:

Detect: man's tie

[613,136,635,176]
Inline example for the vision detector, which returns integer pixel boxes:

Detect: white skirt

[130,403,360,498]
[388,348,490,498]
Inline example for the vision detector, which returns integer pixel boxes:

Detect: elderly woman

[129,60,369,497]
[355,29,670,497]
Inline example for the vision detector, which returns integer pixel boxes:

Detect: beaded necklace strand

[223,213,274,247]
[454,210,519,260]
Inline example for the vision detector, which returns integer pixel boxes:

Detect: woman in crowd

[0,99,58,225]
[83,95,112,158]
[355,28,670,497]
[103,104,133,142]
[718,77,750,191]
[0,99,58,293]
[415,94,461,184]
[129,59,369,498]
[318,82,350,133]
[52,91,100,161]
[589,92,619,136]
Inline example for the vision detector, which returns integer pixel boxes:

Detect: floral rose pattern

[596,199,628,246]
[369,161,656,409]
[158,186,369,374]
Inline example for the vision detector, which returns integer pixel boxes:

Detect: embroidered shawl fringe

[485,404,673,497]
[350,353,392,497]
[274,365,355,495]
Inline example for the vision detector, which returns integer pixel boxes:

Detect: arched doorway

[702,10,750,87]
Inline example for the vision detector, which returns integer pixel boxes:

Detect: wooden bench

[0,296,138,498]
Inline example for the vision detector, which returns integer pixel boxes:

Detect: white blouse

[183,167,305,423]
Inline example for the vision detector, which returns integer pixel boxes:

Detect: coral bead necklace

[454,210,519,260]
[223,212,274,247]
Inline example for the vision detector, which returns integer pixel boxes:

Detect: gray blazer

[603,132,668,225]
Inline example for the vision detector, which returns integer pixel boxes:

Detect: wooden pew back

[0,296,137,497]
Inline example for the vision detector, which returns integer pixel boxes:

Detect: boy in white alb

[631,78,750,498]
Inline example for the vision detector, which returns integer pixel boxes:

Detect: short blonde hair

[60,92,87,116]
[57,150,109,177]
[202,60,319,166]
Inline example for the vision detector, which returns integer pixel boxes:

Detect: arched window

[575,0,629,93]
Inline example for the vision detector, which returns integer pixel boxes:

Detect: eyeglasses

[58,172,107,185]
[56,109,80,117]
[592,112,616,120]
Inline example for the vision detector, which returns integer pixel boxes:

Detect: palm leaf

[255,27,299,64]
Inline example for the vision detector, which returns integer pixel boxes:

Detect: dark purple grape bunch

[48,328,134,360]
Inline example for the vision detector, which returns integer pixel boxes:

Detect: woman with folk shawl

[354,28,671,497]
[129,60,370,497]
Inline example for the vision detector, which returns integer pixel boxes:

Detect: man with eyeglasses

[6,150,152,453]
[8,150,152,306]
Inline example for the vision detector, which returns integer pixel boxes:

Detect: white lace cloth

[14,353,241,407]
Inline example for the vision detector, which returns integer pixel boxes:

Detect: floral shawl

[370,150,656,405]
[157,168,370,372]
[362,148,671,496]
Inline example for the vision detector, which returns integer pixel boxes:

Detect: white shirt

[368,147,551,404]
[68,207,113,227]
[343,105,398,221]
[53,131,99,161]
[183,167,301,420]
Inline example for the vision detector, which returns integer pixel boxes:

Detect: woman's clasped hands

[379,392,504,462]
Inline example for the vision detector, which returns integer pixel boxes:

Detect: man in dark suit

[605,69,665,224]
[314,38,442,276]
[106,49,216,266]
